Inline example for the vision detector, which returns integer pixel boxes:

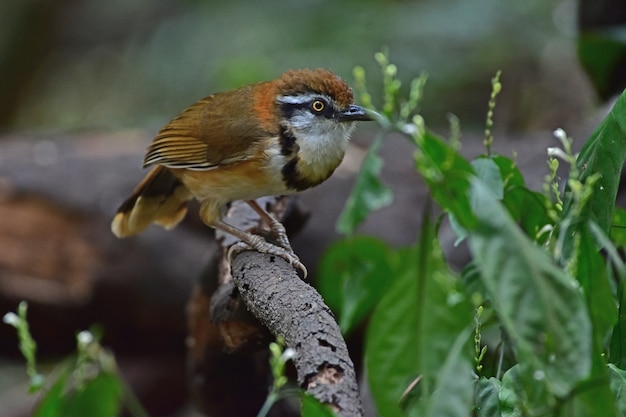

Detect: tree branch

[230,250,363,417]
[198,197,363,416]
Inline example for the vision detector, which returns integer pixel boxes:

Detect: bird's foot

[249,224,292,252]
[245,199,293,251]
[228,238,307,279]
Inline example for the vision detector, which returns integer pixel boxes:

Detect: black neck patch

[281,156,327,191]
[279,126,299,156]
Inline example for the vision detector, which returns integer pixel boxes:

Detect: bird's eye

[311,100,325,112]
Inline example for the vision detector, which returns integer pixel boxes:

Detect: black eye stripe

[280,98,334,120]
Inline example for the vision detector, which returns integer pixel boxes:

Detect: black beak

[337,105,372,122]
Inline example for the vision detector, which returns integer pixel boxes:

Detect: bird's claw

[228,241,307,279]
[267,221,293,252]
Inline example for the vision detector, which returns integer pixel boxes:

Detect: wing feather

[143,86,276,170]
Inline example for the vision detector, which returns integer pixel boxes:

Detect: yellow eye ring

[311,100,325,112]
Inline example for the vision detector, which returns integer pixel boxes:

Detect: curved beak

[337,105,372,122]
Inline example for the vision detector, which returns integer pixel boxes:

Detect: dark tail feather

[111,166,191,238]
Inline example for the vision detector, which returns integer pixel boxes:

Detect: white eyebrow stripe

[277,93,331,105]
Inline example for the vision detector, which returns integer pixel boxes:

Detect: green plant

[317,50,626,416]
[3,302,148,417]
[260,339,337,417]
[7,50,626,416]
[4,303,337,417]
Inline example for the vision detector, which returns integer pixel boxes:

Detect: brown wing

[143,85,273,170]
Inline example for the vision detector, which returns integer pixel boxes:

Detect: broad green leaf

[301,393,337,417]
[475,377,502,417]
[490,154,540,240]
[317,236,396,335]
[501,187,551,243]
[61,372,123,417]
[611,280,626,369]
[608,363,626,416]
[499,364,554,417]
[461,261,486,303]
[577,223,618,347]
[563,88,626,236]
[32,372,69,417]
[467,178,592,397]
[498,366,520,417]
[584,221,626,370]
[415,131,476,230]
[563,359,618,417]
[610,207,626,249]
[365,258,419,417]
[498,362,612,417]
[491,155,525,191]
[365,215,472,417]
[471,158,504,200]
[451,157,505,244]
[565,221,619,415]
[448,209,470,246]
[423,327,473,417]
[337,137,393,234]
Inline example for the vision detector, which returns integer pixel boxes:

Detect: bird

[111,68,371,277]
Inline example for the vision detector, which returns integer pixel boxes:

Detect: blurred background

[0,0,598,133]
[1,0,624,416]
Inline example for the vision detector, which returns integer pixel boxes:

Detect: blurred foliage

[1,0,589,132]
[3,303,145,417]
[316,52,626,416]
[577,0,626,99]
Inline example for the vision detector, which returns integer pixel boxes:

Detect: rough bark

[188,197,363,416]
[230,250,364,417]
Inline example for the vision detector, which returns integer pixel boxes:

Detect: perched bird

[111,69,370,276]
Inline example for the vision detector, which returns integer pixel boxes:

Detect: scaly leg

[245,200,292,251]
[214,219,307,278]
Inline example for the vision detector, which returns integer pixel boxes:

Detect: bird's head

[274,69,370,142]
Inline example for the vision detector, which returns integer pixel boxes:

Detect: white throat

[288,112,355,181]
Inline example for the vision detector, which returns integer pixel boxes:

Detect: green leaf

[61,372,123,417]
[563,88,626,236]
[502,187,551,243]
[498,366,520,417]
[301,393,337,417]
[491,154,525,191]
[611,280,626,369]
[317,236,397,335]
[471,158,504,200]
[415,131,476,230]
[566,221,619,415]
[467,178,592,397]
[337,137,393,234]
[461,261,486,303]
[475,377,502,417]
[32,372,69,417]
[423,327,474,417]
[584,221,626,370]
[608,363,626,416]
[365,214,473,417]
[497,362,613,417]
[488,152,550,244]
[610,207,626,249]
[576,222,618,347]
[449,157,505,245]
[499,364,554,417]
[565,362,617,417]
